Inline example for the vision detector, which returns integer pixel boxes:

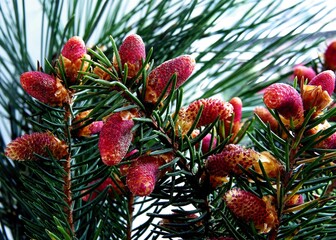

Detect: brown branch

[63,102,74,234]
[127,194,135,240]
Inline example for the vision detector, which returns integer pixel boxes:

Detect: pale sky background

[2,0,336,239]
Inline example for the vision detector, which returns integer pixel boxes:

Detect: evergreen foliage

[1,1,336,239]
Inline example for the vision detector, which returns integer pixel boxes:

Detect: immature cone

[205,144,259,187]
[263,83,304,128]
[98,111,136,166]
[285,194,304,207]
[126,153,173,196]
[252,151,283,178]
[176,98,234,136]
[82,177,125,202]
[324,40,336,71]
[224,189,278,233]
[254,106,279,132]
[5,132,68,161]
[20,71,68,106]
[113,33,146,78]
[145,55,196,104]
[228,97,243,139]
[191,130,217,153]
[72,110,103,137]
[292,65,316,83]
[301,71,335,115]
[60,36,90,84]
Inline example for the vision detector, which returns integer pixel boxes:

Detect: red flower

[224,189,278,233]
[145,55,195,104]
[20,71,68,106]
[5,132,68,161]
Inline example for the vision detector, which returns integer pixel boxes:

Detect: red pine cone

[60,36,90,84]
[145,55,195,104]
[324,40,336,71]
[292,65,316,83]
[5,132,68,161]
[98,111,135,166]
[309,70,335,96]
[114,33,146,78]
[263,83,304,127]
[254,106,279,132]
[224,189,278,233]
[176,98,234,136]
[20,71,68,106]
[126,153,173,196]
[72,110,103,137]
[205,144,259,187]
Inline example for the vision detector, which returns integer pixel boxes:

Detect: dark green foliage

[1,0,336,239]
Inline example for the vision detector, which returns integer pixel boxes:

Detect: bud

[301,85,332,115]
[324,40,336,71]
[224,189,278,233]
[20,71,68,106]
[60,36,90,84]
[191,130,217,153]
[252,151,283,178]
[82,177,125,201]
[205,144,259,187]
[315,132,336,149]
[309,70,335,96]
[145,55,195,104]
[285,194,304,207]
[254,106,278,132]
[292,65,316,83]
[263,83,304,128]
[176,98,234,136]
[113,34,146,78]
[5,132,68,161]
[72,110,103,137]
[126,153,173,196]
[228,97,243,138]
[98,111,136,166]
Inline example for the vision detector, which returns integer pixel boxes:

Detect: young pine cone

[5,132,68,161]
[224,189,278,233]
[20,71,69,106]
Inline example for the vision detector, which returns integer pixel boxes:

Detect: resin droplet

[5,132,68,161]
[98,111,135,166]
[145,55,195,104]
[224,189,278,233]
[20,71,68,106]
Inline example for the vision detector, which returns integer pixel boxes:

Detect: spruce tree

[1,1,336,239]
